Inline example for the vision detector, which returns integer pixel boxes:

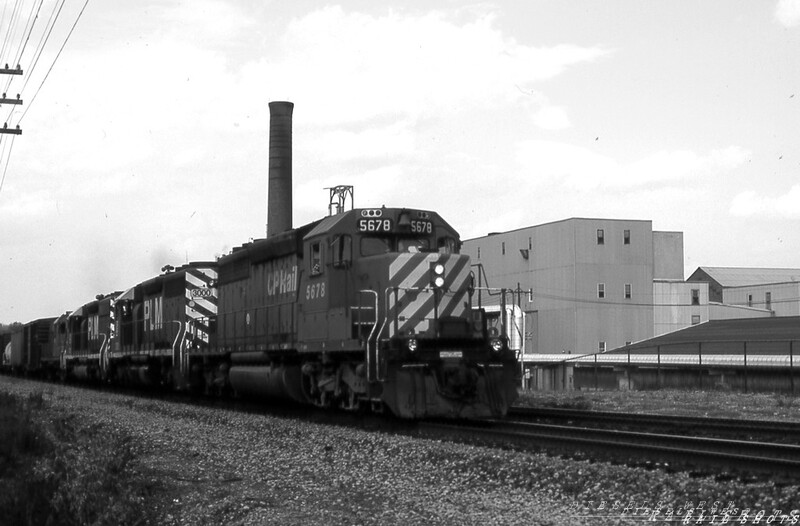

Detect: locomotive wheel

[339,389,362,412]
[301,371,331,408]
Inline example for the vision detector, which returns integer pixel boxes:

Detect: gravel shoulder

[3,376,799,525]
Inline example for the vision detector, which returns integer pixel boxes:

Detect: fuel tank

[229,365,306,403]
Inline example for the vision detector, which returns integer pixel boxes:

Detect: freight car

[0,101,520,419]
[0,331,10,367]
[4,318,59,378]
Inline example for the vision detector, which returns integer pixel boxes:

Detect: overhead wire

[4,0,45,94]
[0,0,19,64]
[4,0,61,123]
[19,0,66,95]
[13,0,44,66]
[0,134,16,195]
[19,0,89,123]
[0,4,7,63]
[477,285,800,309]
[0,0,91,198]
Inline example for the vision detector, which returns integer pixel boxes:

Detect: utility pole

[0,64,23,135]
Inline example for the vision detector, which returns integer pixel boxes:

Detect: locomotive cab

[296,207,519,418]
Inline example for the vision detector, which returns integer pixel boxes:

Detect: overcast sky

[1,0,799,322]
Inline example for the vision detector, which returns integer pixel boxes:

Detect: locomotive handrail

[359,289,379,382]
[167,320,186,377]
[98,332,109,378]
[376,287,401,381]
[470,287,512,341]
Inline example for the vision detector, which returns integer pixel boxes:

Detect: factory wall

[653,231,684,280]
[464,218,672,356]
[653,280,709,336]
[723,282,800,317]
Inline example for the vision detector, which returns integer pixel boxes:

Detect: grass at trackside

[0,389,155,526]
[516,388,800,422]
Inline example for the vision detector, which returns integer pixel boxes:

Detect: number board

[409,220,433,234]
[357,218,434,234]
[358,218,393,233]
[191,288,214,298]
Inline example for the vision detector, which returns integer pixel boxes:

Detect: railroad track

[508,406,800,443]
[10,375,800,479]
[418,416,800,480]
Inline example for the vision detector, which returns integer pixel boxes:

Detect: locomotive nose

[441,362,480,398]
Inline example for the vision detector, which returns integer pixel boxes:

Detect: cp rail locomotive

[1,102,519,419]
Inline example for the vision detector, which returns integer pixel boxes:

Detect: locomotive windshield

[353,209,460,257]
[359,235,457,257]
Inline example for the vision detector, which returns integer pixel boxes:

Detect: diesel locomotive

[1,102,519,419]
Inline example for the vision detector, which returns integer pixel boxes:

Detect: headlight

[430,262,446,289]
[490,338,503,352]
[407,338,418,352]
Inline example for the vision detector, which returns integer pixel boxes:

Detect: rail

[508,406,800,442]
[420,418,800,480]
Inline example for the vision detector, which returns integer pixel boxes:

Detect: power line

[19,0,66,96]
[5,0,45,94]
[477,286,800,310]
[19,0,88,123]
[0,0,22,65]
[0,0,91,198]
[0,134,17,194]
[9,0,39,64]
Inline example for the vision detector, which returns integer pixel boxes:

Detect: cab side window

[331,235,352,267]
[311,242,323,275]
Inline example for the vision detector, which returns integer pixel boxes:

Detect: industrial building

[462,218,786,359]
[688,267,800,316]
[464,218,800,391]
[530,316,800,392]
[462,218,710,358]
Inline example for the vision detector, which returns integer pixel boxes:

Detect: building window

[597,283,605,299]
[691,315,701,325]
[501,242,505,255]
[691,289,699,305]
[747,294,752,307]
[598,341,606,353]
[766,292,772,311]
[623,229,630,245]
[477,247,481,260]
[528,237,532,250]
[596,229,604,245]
[624,283,632,299]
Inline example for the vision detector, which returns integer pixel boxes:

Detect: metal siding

[464,218,660,355]
[723,282,800,317]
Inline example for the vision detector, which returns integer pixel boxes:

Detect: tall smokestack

[267,101,293,237]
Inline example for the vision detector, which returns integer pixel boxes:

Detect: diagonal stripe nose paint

[387,253,471,337]
[185,267,218,346]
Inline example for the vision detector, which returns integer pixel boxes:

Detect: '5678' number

[410,220,432,234]
[358,219,392,232]
[306,282,326,300]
